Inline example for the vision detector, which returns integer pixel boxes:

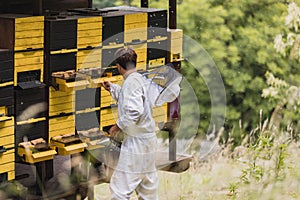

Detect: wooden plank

[43,0,89,12]
[0,135,14,146]
[88,0,93,8]
[0,18,15,49]
[0,162,14,174]
[0,0,89,14]
[33,0,43,16]
[141,0,148,8]
[0,149,15,165]
[0,0,33,15]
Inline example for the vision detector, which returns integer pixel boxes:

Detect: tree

[262,2,300,135]
[93,0,117,8]
[174,0,300,143]
[274,2,300,62]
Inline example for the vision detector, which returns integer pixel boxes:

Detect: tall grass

[155,117,300,200]
[94,116,300,199]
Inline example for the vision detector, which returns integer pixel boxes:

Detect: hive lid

[17,80,45,89]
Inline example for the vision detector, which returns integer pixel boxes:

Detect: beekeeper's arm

[102,81,121,101]
[117,80,144,132]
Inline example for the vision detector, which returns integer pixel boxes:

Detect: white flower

[286,33,296,46]
[286,2,300,32]
[262,87,278,98]
[274,34,286,55]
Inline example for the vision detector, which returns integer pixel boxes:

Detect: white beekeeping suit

[143,65,182,108]
[109,71,158,200]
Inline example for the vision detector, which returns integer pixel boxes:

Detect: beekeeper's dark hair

[114,47,137,70]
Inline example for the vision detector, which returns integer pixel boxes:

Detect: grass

[94,123,300,200]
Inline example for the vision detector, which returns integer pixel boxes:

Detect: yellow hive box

[0,149,14,166]
[77,128,109,150]
[124,27,147,44]
[100,107,118,129]
[148,58,165,69]
[168,29,183,62]
[0,82,13,88]
[168,29,183,41]
[51,134,87,156]
[85,141,106,151]
[56,143,87,155]
[135,49,147,70]
[102,43,124,50]
[125,13,147,24]
[88,75,121,89]
[0,115,14,127]
[14,50,44,85]
[16,117,46,126]
[18,146,56,164]
[153,104,168,124]
[54,77,89,92]
[100,75,123,107]
[49,103,75,117]
[125,43,147,64]
[77,48,102,70]
[49,114,75,141]
[49,87,75,116]
[18,137,56,164]
[75,107,100,114]
[136,61,147,71]
[0,15,44,51]
[77,16,102,49]
[14,49,43,66]
[147,35,168,43]
[0,162,15,180]
[0,115,16,181]
[0,135,14,147]
[0,116,14,139]
[100,92,116,108]
[124,13,147,43]
[50,48,77,55]
[0,106,5,115]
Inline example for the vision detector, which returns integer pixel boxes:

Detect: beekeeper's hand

[102,81,112,91]
[108,124,120,137]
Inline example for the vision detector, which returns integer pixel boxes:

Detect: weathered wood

[0,18,15,50]
[33,0,43,15]
[169,0,177,29]
[88,0,93,8]
[0,0,90,15]
[0,0,33,15]
[141,0,148,8]
[43,0,89,12]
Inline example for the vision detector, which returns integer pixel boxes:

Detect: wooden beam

[33,0,43,15]
[168,0,179,162]
[88,0,93,8]
[141,0,148,8]
[43,0,89,12]
[169,0,176,29]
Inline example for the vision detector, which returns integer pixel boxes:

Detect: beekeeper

[102,47,158,200]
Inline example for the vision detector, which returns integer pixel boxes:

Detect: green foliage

[238,118,291,186]
[262,71,300,136]
[275,2,300,61]
[93,0,117,8]
[268,2,300,134]
[228,182,238,198]
[173,0,300,140]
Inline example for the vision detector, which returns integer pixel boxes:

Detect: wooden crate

[0,14,44,51]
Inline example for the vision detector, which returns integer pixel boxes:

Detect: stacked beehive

[0,14,57,166]
[0,48,14,180]
[0,6,182,182]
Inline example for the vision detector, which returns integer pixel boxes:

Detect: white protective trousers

[109,72,158,200]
